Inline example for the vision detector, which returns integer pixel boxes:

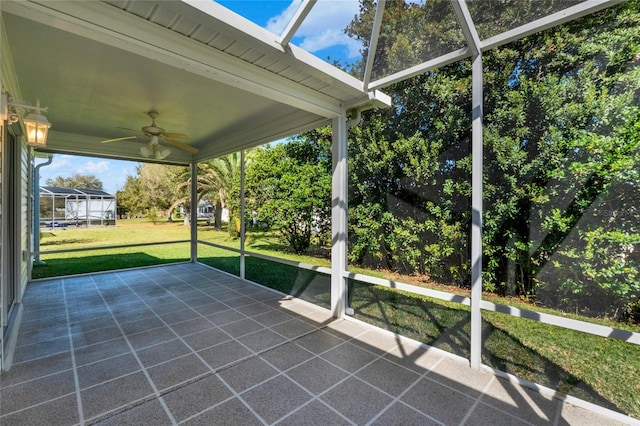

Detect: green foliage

[147,207,160,225]
[346,0,465,79]
[138,163,185,212]
[116,163,186,218]
[245,133,332,254]
[534,124,640,317]
[200,152,244,230]
[480,3,640,317]
[624,300,640,324]
[46,173,103,190]
[116,174,143,217]
[347,55,471,285]
[108,1,640,321]
[344,0,640,319]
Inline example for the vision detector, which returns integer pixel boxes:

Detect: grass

[33,219,640,418]
[33,219,192,279]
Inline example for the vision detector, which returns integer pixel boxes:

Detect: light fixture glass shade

[156,146,171,160]
[140,143,171,159]
[140,144,153,157]
[23,111,51,146]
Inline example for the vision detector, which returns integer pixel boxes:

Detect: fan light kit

[101,110,198,159]
[140,135,171,159]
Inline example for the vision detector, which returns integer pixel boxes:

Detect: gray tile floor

[0,263,633,425]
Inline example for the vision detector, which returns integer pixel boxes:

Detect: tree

[199,152,244,231]
[245,133,332,254]
[346,0,465,80]
[344,0,640,318]
[138,163,185,218]
[115,163,187,220]
[46,173,103,190]
[116,175,143,218]
[479,2,640,316]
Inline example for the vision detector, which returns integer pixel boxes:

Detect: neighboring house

[39,186,117,227]
[197,199,229,222]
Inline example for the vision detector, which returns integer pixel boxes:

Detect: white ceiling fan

[102,111,198,159]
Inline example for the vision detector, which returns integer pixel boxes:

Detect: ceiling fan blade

[162,132,190,139]
[101,136,137,143]
[164,138,199,154]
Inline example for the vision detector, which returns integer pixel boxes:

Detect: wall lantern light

[6,97,52,147]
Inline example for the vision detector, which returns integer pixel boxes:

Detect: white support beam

[190,162,198,263]
[240,150,246,280]
[469,53,483,370]
[480,0,623,52]
[450,0,482,57]
[481,301,640,345]
[278,0,317,47]
[185,0,380,97]
[449,0,484,370]
[331,110,349,318]
[362,0,386,91]
[370,2,621,92]
[368,47,470,90]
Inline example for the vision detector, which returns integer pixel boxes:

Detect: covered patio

[1,263,608,425]
[1,0,639,425]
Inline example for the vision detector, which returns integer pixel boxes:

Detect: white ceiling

[1,0,390,164]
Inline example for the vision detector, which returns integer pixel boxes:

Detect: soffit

[1,0,390,164]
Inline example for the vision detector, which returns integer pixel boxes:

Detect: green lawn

[33,219,192,279]
[32,219,640,418]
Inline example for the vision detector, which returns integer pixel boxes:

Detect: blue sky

[219,0,362,64]
[38,1,361,195]
[37,154,136,195]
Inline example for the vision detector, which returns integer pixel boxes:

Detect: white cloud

[266,0,302,34]
[77,160,110,174]
[37,155,137,195]
[267,0,362,59]
[42,154,72,170]
[300,29,362,59]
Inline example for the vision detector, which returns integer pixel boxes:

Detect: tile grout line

[62,277,86,425]
[140,268,319,426]
[0,392,78,420]
[457,375,540,426]
[457,374,496,426]
[121,269,270,359]
[20,264,636,425]
[176,331,355,426]
[113,270,272,425]
[212,373,270,426]
[28,265,497,426]
[114,268,357,424]
[363,355,448,426]
[256,329,388,425]
[0,366,75,390]
[26,269,410,425]
[276,326,481,426]
[131,266,334,366]
[84,275,179,426]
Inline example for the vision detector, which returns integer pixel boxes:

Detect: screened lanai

[39,186,117,227]
[1,0,639,424]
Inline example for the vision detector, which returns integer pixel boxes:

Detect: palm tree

[166,152,248,229]
[166,165,191,224]
[199,152,245,230]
